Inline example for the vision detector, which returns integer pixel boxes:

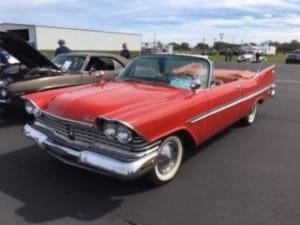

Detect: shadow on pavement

[0,145,152,223]
[0,108,31,128]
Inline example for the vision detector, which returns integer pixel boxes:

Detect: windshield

[118,55,210,90]
[52,54,86,72]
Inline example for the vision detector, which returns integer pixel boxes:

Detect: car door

[205,81,243,138]
[81,56,122,84]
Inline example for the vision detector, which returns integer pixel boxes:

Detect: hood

[32,80,192,124]
[0,31,60,70]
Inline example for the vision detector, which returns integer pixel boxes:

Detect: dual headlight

[25,101,42,117]
[103,121,133,144]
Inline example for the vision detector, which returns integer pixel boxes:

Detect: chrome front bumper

[23,124,159,179]
[0,99,11,104]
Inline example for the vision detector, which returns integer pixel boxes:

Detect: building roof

[0,22,141,37]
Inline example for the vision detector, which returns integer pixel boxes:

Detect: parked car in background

[23,54,276,185]
[286,49,300,64]
[0,31,128,108]
[237,52,267,63]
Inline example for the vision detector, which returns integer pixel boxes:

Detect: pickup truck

[23,54,276,185]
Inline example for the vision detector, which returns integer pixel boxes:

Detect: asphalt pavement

[0,63,299,225]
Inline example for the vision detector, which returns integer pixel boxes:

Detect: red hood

[29,80,192,126]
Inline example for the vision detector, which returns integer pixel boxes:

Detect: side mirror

[95,70,104,79]
[190,77,202,91]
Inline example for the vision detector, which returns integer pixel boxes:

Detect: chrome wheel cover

[157,141,179,175]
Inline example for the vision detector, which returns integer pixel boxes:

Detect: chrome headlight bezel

[25,101,35,114]
[116,125,133,144]
[101,120,135,144]
[103,121,118,140]
[32,107,42,117]
[25,101,42,117]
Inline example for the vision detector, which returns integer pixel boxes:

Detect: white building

[240,43,276,55]
[0,23,142,51]
[259,42,277,55]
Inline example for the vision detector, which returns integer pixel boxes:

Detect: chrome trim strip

[33,120,160,157]
[23,124,159,179]
[0,99,11,103]
[190,84,273,124]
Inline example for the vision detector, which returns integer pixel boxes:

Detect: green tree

[194,42,209,50]
[180,42,190,51]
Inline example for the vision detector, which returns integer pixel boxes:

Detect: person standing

[120,43,131,59]
[55,39,71,56]
[255,51,261,62]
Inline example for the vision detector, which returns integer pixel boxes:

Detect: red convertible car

[23,54,276,184]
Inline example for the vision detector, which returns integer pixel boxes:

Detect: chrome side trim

[189,84,273,124]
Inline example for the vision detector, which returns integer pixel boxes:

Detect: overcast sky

[0,0,299,46]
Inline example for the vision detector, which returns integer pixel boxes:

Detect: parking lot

[0,63,299,225]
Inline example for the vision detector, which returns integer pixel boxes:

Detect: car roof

[58,52,129,65]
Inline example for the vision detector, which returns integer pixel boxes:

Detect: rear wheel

[241,103,257,125]
[148,135,184,185]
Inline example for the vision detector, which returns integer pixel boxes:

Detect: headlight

[32,107,42,117]
[25,101,35,114]
[116,125,132,144]
[25,101,42,116]
[0,88,8,98]
[103,122,117,139]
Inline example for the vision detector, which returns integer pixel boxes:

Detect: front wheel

[148,135,184,185]
[241,103,257,126]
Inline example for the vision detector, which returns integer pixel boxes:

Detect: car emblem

[67,125,75,140]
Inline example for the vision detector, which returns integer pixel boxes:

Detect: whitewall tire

[149,135,184,185]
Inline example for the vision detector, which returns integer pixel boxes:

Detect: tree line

[168,40,300,53]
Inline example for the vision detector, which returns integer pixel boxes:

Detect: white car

[237,53,267,63]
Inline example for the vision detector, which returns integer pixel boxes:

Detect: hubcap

[157,141,179,175]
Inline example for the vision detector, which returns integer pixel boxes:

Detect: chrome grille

[35,113,147,151]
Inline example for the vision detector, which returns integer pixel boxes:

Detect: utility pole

[219,33,224,42]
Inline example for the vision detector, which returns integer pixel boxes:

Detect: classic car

[23,54,276,184]
[0,31,128,108]
[286,49,300,64]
